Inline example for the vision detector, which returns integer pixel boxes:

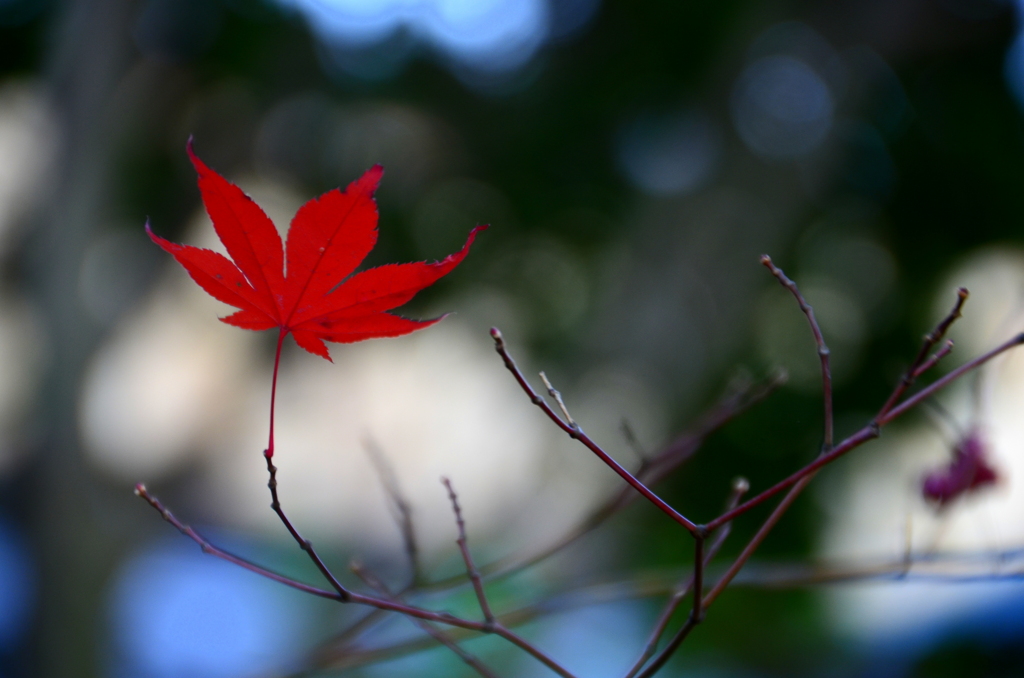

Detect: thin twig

[621,419,649,466]
[761,255,833,449]
[264,450,350,599]
[699,286,1008,624]
[465,372,783,585]
[702,474,812,609]
[322,373,781,657]
[877,288,968,421]
[666,259,833,654]
[540,371,577,428]
[652,280,1001,674]
[644,439,817,673]
[881,333,1023,424]
[691,535,705,620]
[625,478,748,678]
[443,477,495,626]
[491,328,700,536]
[300,542,1024,674]
[629,372,784,497]
[135,484,342,600]
[137,485,578,678]
[365,438,422,586]
[912,339,954,379]
[351,561,501,678]
[302,302,1015,676]
[331,440,423,653]
[633,616,698,678]
[137,484,481,629]
[733,545,1024,587]
[706,331,1024,532]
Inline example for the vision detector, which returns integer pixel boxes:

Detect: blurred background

[3,0,1024,676]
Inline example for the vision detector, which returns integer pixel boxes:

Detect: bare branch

[691,535,705,620]
[540,371,577,429]
[912,339,954,379]
[302,541,1024,674]
[761,255,833,449]
[135,484,342,601]
[364,438,422,586]
[491,327,700,536]
[145,476,586,678]
[351,561,501,678]
[703,474,812,609]
[139,484,578,677]
[322,374,781,659]
[674,279,1010,672]
[877,288,967,421]
[633,616,698,678]
[881,332,1024,424]
[621,419,649,466]
[707,331,1024,532]
[462,373,782,586]
[625,478,748,678]
[442,477,495,626]
[263,450,350,599]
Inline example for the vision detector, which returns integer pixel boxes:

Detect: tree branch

[876,288,967,421]
[491,328,699,536]
[633,616,698,678]
[450,372,783,587]
[299,541,1024,674]
[625,478,748,678]
[264,450,350,599]
[136,486,523,635]
[443,477,495,627]
[761,255,833,449]
[321,374,781,660]
[706,331,1023,532]
[365,438,422,586]
[134,484,342,601]
[350,561,501,678]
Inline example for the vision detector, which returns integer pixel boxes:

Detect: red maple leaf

[147,141,484,361]
[148,142,484,457]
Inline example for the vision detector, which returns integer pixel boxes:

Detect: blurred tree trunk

[29,0,139,675]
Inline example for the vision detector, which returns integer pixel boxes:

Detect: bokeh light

[515,601,650,678]
[731,54,834,160]
[616,109,721,195]
[275,0,600,79]
[0,515,33,651]
[1005,0,1024,108]
[108,537,312,678]
[0,82,55,253]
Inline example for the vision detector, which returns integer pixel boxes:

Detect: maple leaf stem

[267,328,286,458]
[261,328,354,600]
